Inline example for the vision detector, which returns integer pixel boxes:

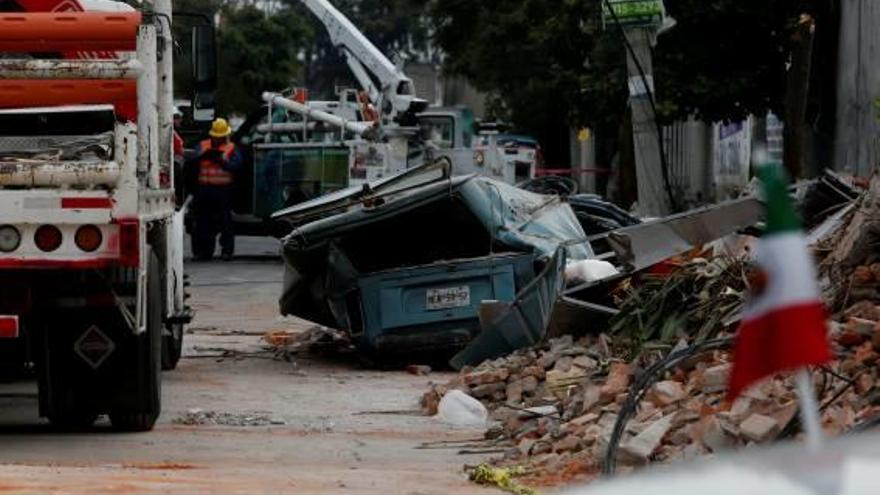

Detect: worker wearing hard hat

[190,118,242,261]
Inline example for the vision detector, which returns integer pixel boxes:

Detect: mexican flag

[727,164,832,401]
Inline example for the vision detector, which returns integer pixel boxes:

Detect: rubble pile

[422,264,880,487]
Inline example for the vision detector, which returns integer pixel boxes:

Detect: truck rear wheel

[109,250,163,431]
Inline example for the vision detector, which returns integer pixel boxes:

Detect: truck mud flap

[450,249,565,369]
[39,306,156,419]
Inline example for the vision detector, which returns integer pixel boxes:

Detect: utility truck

[0,0,215,430]
[259,0,536,187]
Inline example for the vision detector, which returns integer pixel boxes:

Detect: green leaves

[424,0,817,162]
[216,5,312,114]
[608,257,747,352]
[426,0,618,164]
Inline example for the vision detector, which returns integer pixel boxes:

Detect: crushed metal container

[274,160,590,361]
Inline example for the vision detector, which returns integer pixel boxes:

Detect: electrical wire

[602,336,735,476]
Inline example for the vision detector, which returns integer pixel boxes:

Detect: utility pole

[783,14,816,179]
[624,27,669,216]
[603,0,674,216]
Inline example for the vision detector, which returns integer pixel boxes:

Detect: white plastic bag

[564,259,619,284]
[435,389,488,427]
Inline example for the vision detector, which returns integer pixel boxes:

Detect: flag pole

[795,368,823,451]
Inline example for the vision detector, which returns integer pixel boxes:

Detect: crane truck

[260,0,536,185]
[0,0,215,430]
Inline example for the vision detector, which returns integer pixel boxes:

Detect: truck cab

[417,107,537,185]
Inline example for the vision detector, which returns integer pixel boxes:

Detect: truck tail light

[118,219,139,266]
[0,316,18,338]
[0,225,21,252]
[34,225,62,252]
[75,225,103,252]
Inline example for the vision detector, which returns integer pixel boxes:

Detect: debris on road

[467,463,536,495]
[406,364,432,376]
[424,314,880,486]
[262,325,352,358]
[272,160,769,365]
[417,173,880,488]
[120,462,200,470]
[174,409,286,427]
[436,389,489,427]
[608,257,747,347]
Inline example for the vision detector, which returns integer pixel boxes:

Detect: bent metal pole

[261,92,377,140]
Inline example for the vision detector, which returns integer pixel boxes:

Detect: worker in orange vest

[190,118,242,261]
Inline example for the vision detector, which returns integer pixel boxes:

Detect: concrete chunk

[739,413,779,442]
[619,414,675,462]
[647,380,685,406]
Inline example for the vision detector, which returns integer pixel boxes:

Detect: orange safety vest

[197,139,235,186]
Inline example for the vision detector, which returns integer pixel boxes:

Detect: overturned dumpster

[274,161,591,362]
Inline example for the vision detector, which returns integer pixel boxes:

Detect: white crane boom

[298,0,426,126]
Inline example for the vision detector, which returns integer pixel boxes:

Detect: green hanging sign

[602,0,665,29]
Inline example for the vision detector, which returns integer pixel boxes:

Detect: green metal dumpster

[352,253,536,353]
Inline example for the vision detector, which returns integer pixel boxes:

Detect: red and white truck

[0,0,215,430]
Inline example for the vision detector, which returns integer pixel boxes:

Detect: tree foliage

[171,0,310,115]
[172,0,428,114]
[216,5,311,113]
[426,0,831,163]
[652,0,798,123]
[428,0,626,164]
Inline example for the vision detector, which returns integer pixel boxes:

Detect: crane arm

[298,0,425,125]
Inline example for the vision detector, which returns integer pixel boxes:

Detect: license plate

[426,286,471,310]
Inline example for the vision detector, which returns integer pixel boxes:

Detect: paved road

[0,237,491,494]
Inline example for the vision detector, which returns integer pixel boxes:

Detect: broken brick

[739,413,779,442]
[553,434,582,453]
[463,368,510,386]
[506,381,524,404]
[470,382,506,398]
[600,362,632,402]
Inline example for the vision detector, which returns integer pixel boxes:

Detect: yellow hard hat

[209,118,232,138]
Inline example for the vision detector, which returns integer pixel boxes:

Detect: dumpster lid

[271,158,455,222]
